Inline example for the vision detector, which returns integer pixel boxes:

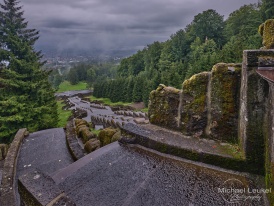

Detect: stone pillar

[148,84,180,130]
[206,63,241,143]
[181,72,209,136]
[266,83,274,203]
[239,50,272,174]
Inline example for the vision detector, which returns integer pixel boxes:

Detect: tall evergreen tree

[0,0,58,143]
[260,0,274,20]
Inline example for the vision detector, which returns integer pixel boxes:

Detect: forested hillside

[93,1,274,106]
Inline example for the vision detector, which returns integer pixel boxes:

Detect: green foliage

[0,0,58,143]
[261,0,274,20]
[132,75,144,102]
[93,4,266,107]
[67,68,79,85]
[57,101,72,127]
[57,81,87,92]
[186,38,220,78]
[187,9,225,48]
[221,4,262,62]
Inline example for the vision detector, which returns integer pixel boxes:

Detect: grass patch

[90,128,101,136]
[221,143,244,160]
[57,81,87,92]
[88,95,132,107]
[140,107,148,113]
[57,100,72,127]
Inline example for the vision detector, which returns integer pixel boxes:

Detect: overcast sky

[19,0,259,56]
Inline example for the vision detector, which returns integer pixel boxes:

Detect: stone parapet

[0,128,28,206]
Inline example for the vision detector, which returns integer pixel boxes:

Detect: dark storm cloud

[19,0,259,55]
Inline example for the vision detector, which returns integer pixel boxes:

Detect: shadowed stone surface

[18,170,63,206]
[51,142,267,206]
[0,160,4,184]
[16,128,74,205]
[17,128,74,176]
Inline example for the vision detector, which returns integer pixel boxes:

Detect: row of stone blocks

[149,63,242,143]
[114,110,148,119]
[91,115,131,128]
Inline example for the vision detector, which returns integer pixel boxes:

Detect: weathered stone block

[259,19,274,49]
[148,84,180,130]
[84,139,100,153]
[206,63,241,143]
[181,72,209,136]
[111,130,121,142]
[98,127,118,147]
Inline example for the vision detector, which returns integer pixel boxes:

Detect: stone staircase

[68,96,149,128]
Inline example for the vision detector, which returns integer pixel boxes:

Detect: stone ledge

[119,123,262,174]
[65,120,85,161]
[18,170,76,206]
[0,128,28,206]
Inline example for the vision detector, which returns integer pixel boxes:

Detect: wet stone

[56,142,266,206]
[18,170,62,206]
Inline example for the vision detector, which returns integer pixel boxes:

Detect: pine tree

[0,0,58,143]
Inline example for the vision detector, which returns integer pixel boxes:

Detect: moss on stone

[84,138,100,153]
[98,127,118,147]
[148,84,180,130]
[111,130,121,142]
[181,72,209,136]
[259,19,274,49]
[208,63,241,143]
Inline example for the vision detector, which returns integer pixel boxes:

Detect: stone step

[120,123,251,173]
[18,170,76,206]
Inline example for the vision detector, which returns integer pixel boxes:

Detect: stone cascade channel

[68,96,149,128]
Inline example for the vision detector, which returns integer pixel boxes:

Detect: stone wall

[149,65,242,142]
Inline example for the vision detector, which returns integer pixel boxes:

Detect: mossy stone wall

[207,63,241,143]
[259,19,274,49]
[181,72,209,136]
[148,84,180,130]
